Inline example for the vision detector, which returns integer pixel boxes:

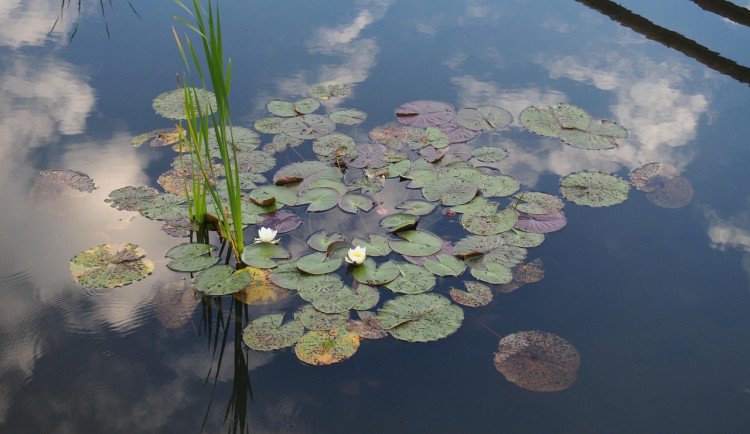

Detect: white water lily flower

[254,227,280,244]
[345,245,366,265]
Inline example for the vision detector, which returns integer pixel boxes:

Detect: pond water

[2,0,750,432]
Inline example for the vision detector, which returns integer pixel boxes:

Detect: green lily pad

[200,269,254,296]
[350,233,392,257]
[249,185,297,206]
[311,285,358,314]
[470,261,512,284]
[450,196,498,215]
[280,114,336,140]
[560,119,628,150]
[192,265,235,292]
[460,207,518,235]
[457,106,513,131]
[242,313,305,351]
[338,192,375,214]
[380,159,412,178]
[295,304,349,330]
[273,160,342,186]
[140,193,189,221]
[513,192,564,214]
[240,243,291,269]
[453,234,506,257]
[307,230,346,252]
[472,146,509,163]
[377,294,464,342]
[152,88,217,120]
[423,253,466,276]
[395,200,436,216]
[385,263,436,294]
[560,172,630,207]
[519,104,591,137]
[295,187,341,212]
[379,213,419,232]
[267,133,304,152]
[294,97,320,114]
[296,252,343,275]
[309,81,350,99]
[476,174,520,198]
[165,242,213,259]
[422,178,477,206]
[450,282,493,307]
[294,327,360,365]
[268,260,305,289]
[501,230,545,248]
[105,186,158,212]
[312,133,356,159]
[352,258,400,285]
[352,284,380,310]
[70,243,154,288]
[267,100,297,117]
[207,126,260,153]
[167,254,219,273]
[388,230,443,256]
[254,117,284,134]
[330,108,367,125]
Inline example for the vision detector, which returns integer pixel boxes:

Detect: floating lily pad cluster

[99,86,671,379]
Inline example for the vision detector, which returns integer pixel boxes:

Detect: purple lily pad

[395,100,456,127]
[437,119,481,144]
[257,210,302,233]
[514,210,567,234]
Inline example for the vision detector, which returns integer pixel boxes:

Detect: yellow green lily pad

[70,243,154,288]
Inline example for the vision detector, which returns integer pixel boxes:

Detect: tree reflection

[198,295,253,434]
[574,0,750,85]
[50,0,141,41]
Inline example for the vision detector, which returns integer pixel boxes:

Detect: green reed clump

[173,0,244,260]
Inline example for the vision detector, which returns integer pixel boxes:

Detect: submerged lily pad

[70,243,153,288]
[457,106,512,132]
[560,172,630,207]
[494,331,581,392]
[295,327,360,365]
[39,169,97,193]
[243,314,305,351]
[153,88,217,120]
[309,81,350,99]
[345,311,388,339]
[377,293,464,342]
[330,108,367,125]
[450,282,492,307]
[646,176,694,209]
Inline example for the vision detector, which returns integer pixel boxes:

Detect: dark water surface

[2,0,750,432]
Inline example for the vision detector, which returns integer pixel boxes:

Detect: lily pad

[295,327,360,365]
[267,100,296,117]
[39,169,96,193]
[345,311,388,339]
[281,114,336,140]
[350,233,392,257]
[268,260,305,290]
[294,97,320,114]
[560,119,628,150]
[457,106,512,132]
[423,253,466,277]
[307,230,346,252]
[243,314,306,351]
[395,100,455,127]
[152,88,217,120]
[240,243,291,269]
[472,146,509,163]
[192,265,235,292]
[70,243,154,288]
[309,81,350,99]
[453,234,506,257]
[296,252,343,275]
[384,263,436,294]
[514,210,567,234]
[295,187,341,212]
[450,282,492,307]
[470,261,512,284]
[493,331,581,392]
[199,269,254,296]
[105,186,158,212]
[254,117,284,134]
[165,242,219,272]
[295,304,349,330]
[513,192,564,215]
[560,172,630,207]
[351,258,400,285]
[330,108,367,125]
[377,293,464,342]
[476,174,520,198]
[339,192,376,214]
[351,284,380,310]
[646,176,694,209]
[313,133,357,160]
[388,230,443,256]
[460,207,518,235]
[395,200,436,216]
[379,213,418,232]
[520,104,591,137]
[140,193,189,221]
[422,178,477,206]
[273,160,342,186]
[256,210,302,233]
[501,230,545,248]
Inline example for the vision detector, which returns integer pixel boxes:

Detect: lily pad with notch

[379,213,418,232]
[70,243,154,288]
[350,233,392,257]
[388,230,443,256]
[377,293,464,342]
[351,258,400,285]
[295,327,360,366]
[560,172,630,207]
[339,192,376,214]
[280,114,336,140]
[457,106,513,132]
[330,108,367,125]
[384,263,436,294]
[242,313,305,351]
[450,281,493,307]
[240,243,291,269]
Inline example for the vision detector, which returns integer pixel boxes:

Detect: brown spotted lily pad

[294,327,360,365]
[494,331,581,392]
[70,243,154,288]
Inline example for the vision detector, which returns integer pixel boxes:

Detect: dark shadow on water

[574,0,750,86]
[50,0,141,41]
